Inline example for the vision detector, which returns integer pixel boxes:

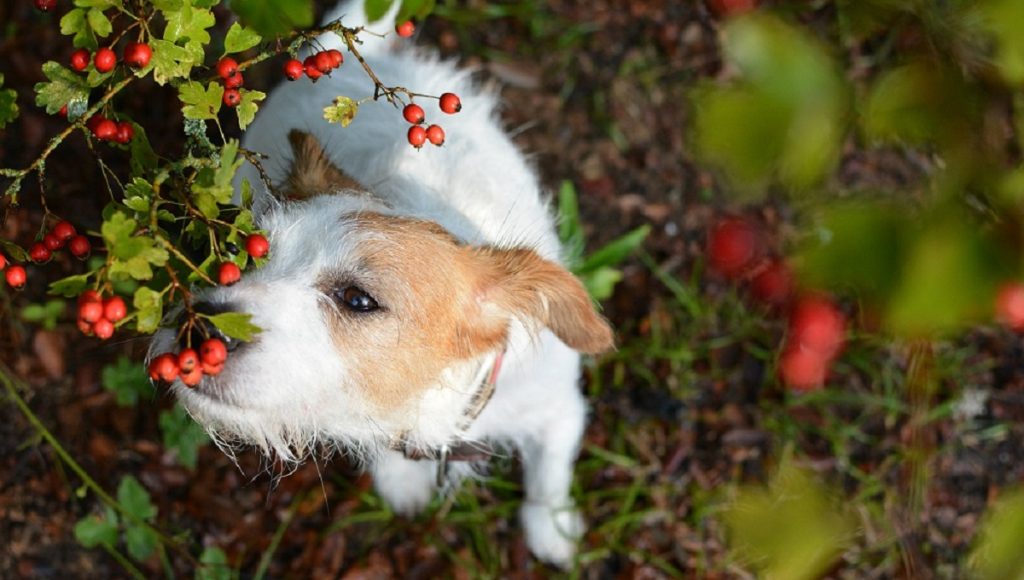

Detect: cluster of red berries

[216,233,269,286]
[402,93,461,148]
[282,49,343,83]
[84,113,134,143]
[149,338,228,387]
[69,43,151,75]
[214,57,248,107]
[76,290,126,340]
[708,215,845,391]
[29,220,91,264]
[1,254,27,289]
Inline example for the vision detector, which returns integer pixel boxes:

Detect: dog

[153,1,613,567]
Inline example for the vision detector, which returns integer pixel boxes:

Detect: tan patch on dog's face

[317,212,614,413]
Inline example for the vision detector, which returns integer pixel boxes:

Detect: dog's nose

[177,301,245,353]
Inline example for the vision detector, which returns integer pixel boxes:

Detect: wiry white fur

[153,2,592,568]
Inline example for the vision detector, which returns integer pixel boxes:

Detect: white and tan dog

[155,2,612,567]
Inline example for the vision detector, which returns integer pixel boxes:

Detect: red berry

[789,296,846,359]
[79,300,103,324]
[779,346,828,392]
[216,57,238,80]
[180,366,204,387]
[78,289,101,305]
[708,0,758,17]
[222,88,241,108]
[200,338,228,366]
[327,49,343,68]
[708,217,760,278]
[43,233,63,252]
[93,118,118,141]
[749,260,793,305]
[29,242,52,263]
[223,71,244,89]
[94,48,117,73]
[407,125,427,148]
[201,360,224,376]
[402,103,425,124]
[52,221,76,242]
[245,234,269,259]
[425,124,445,146]
[303,56,323,81]
[148,353,180,383]
[70,49,90,72]
[102,296,127,322]
[93,318,114,340]
[34,0,56,12]
[86,114,105,133]
[439,92,461,114]
[996,282,1024,331]
[58,104,68,118]
[284,58,304,81]
[0,254,6,270]
[77,318,94,336]
[115,121,134,144]
[68,235,91,259]
[177,349,199,373]
[314,51,334,74]
[395,21,415,38]
[5,265,26,289]
[124,42,152,68]
[218,261,241,285]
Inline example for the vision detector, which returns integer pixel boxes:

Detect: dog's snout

[177,301,245,353]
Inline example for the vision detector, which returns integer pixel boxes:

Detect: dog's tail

[317,0,402,55]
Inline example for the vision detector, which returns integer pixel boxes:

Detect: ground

[2,1,1022,578]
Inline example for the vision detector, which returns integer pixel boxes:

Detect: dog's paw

[520,501,584,569]
[371,455,437,516]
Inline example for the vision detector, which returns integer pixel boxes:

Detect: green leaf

[976,0,1024,86]
[179,81,224,120]
[33,61,90,115]
[129,126,160,176]
[159,405,208,470]
[231,0,313,37]
[557,180,583,260]
[197,546,231,580]
[102,356,151,406]
[117,475,157,521]
[582,267,622,302]
[75,0,123,9]
[235,89,265,130]
[0,239,28,262]
[124,524,158,561]
[201,312,262,341]
[49,273,91,297]
[578,225,650,274]
[397,0,435,22]
[74,510,119,549]
[123,177,154,212]
[365,0,396,23]
[323,96,358,127]
[224,22,262,54]
[970,489,1024,579]
[60,8,96,49]
[150,38,203,85]
[163,5,215,45]
[133,287,164,334]
[86,8,112,38]
[0,75,19,130]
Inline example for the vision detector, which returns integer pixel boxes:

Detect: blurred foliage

[969,490,1024,579]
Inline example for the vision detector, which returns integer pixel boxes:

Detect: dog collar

[395,350,505,485]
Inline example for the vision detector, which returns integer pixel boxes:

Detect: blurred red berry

[222,88,241,107]
[314,51,334,74]
[94,48,117,73]
[407,125,427,148]
[34,0,57,11]
[93,318,114,340]
[78,289,101,305]
[149,353,180,383]
[103,296,127,322]
[245,234,269,259]
[93,118,118,141]
[395,21,415,37]
[70,49,90,72]
[996,282,1024,331]
[5,265,26,289]
[707,0,758,17]
[779,346,828,392]
[201,361,225,376]
[29,242,52,263]
[439,92,461,114]
[200,338,228,366]
[216,57,238,79]
[403,103,425,124]
[0,254,6,270]
[789,296,846,359]
[327,49,343,68]
[79,300,103,324]
[180,366,204,386]
[68,235,91,259]
[53,221,76,242]
[124,42,152,68]
[77,318,94,336]
[303,56,323,81]
[708,217,760,278]
[218,262,241,285]
[284,59,304,80]
[425,124,445,146]
[86,114,105,133]
[43,233,63,252]
[58,104,68,117]
[178,349,199,373]
[223,71,244,89]
[749,260,793,305]
[114,121,134,144]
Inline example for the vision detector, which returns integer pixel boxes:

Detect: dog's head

[153,131,613,463]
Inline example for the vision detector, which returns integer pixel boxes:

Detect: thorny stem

[157,237,216,286]
[0,363,199,567]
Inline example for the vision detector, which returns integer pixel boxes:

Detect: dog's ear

[468,247,614,355]
[283,129,365,199]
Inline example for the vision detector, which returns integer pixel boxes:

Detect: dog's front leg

[370,449,438,516]
[517,390,587,569]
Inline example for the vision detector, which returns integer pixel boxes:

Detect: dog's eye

[335,286,379,313]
